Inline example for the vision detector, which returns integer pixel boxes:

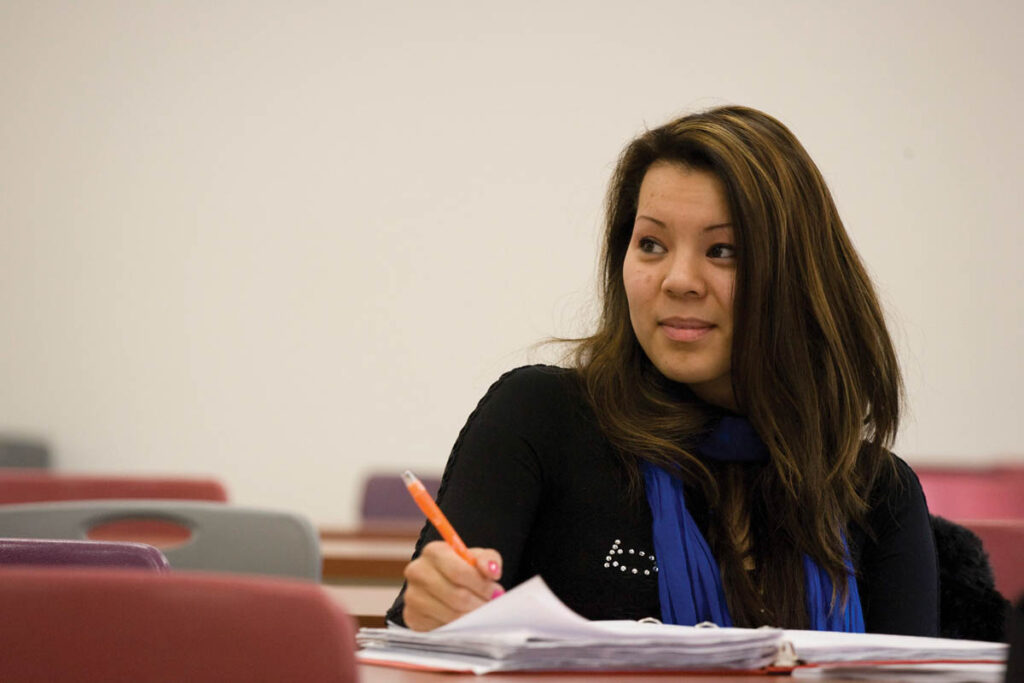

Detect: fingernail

[491,588,505,600]
[487,561,500,577]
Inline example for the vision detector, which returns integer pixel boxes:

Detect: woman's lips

[659,318,715,342]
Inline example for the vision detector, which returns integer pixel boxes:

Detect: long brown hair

[572,106,902,627]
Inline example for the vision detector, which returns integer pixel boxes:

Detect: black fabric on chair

[932,515,1011,642]
[1006,595,1024,682]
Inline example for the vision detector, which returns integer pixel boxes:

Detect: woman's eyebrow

[703,223,733,233]
[636,215,732,233]
[635,214,667,227]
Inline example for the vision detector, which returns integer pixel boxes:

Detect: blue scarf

[642,415,864,631]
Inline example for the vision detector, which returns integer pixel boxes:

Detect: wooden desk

[320,524,422,540]
[320,537,414,583]
[318,529,415,625]
[323,584,398,627]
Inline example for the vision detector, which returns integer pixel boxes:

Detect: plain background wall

[1,1,1021,526]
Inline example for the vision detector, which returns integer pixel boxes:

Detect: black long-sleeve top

[387,365,939,635]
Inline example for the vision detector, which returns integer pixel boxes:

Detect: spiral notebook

[356,576,1007,675]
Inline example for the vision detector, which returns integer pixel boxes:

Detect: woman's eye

[708,243,736,259]
[638,237,666,254]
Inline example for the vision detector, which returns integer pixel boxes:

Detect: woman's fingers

[421,542,503,601]
[403,573,481,629]
[471,547,504,596]
[402,541,505,631]
[403,584,486,629]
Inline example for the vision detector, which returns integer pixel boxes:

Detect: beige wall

[1,1,1021,525]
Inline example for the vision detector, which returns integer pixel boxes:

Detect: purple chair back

[360,473,440,529]
[0,537,170,571]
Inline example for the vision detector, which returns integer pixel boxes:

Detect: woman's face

[622,162,738,411]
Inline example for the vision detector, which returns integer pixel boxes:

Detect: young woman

[388,106,939,635]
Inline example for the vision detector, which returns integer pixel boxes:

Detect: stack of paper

[783,629,1007,664]
[780,630,1007,681]
[356,576,1008,675]
[358,576,783,673]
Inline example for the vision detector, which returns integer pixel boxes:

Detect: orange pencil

[401,470,476,567]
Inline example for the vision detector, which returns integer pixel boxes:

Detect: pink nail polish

[491,588,505,600]
[488,561,500,576]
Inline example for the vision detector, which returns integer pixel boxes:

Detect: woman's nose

[661,252,706,298]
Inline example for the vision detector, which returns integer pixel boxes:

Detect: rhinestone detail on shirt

[603,538,658,575]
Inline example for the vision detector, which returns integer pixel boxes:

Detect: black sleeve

[857,456,940,636]
[385,366,559,625]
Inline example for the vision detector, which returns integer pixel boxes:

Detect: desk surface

[324,584,397,627]
[320,537,415,559]
[318,530,413,625]
[321,524,422,539]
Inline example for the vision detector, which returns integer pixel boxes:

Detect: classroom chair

[0,469,229,504]
[960,519,1024,604]
[0,437,50,469]
[0,537,169,571]
[360,471,440,531]
[0,567,357,683]
[932,515,1010,641]
[0,500,321,580]
[916,465,1024,519]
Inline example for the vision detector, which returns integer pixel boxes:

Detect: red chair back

[960,519,1024,603]
[916,466,1024,519]
[0,470,228,504]
[0,567,357,682]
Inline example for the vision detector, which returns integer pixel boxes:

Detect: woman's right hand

[401,540,505,631]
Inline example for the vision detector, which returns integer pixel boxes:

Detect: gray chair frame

[0,500,320,580]
[0,438,50,469]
